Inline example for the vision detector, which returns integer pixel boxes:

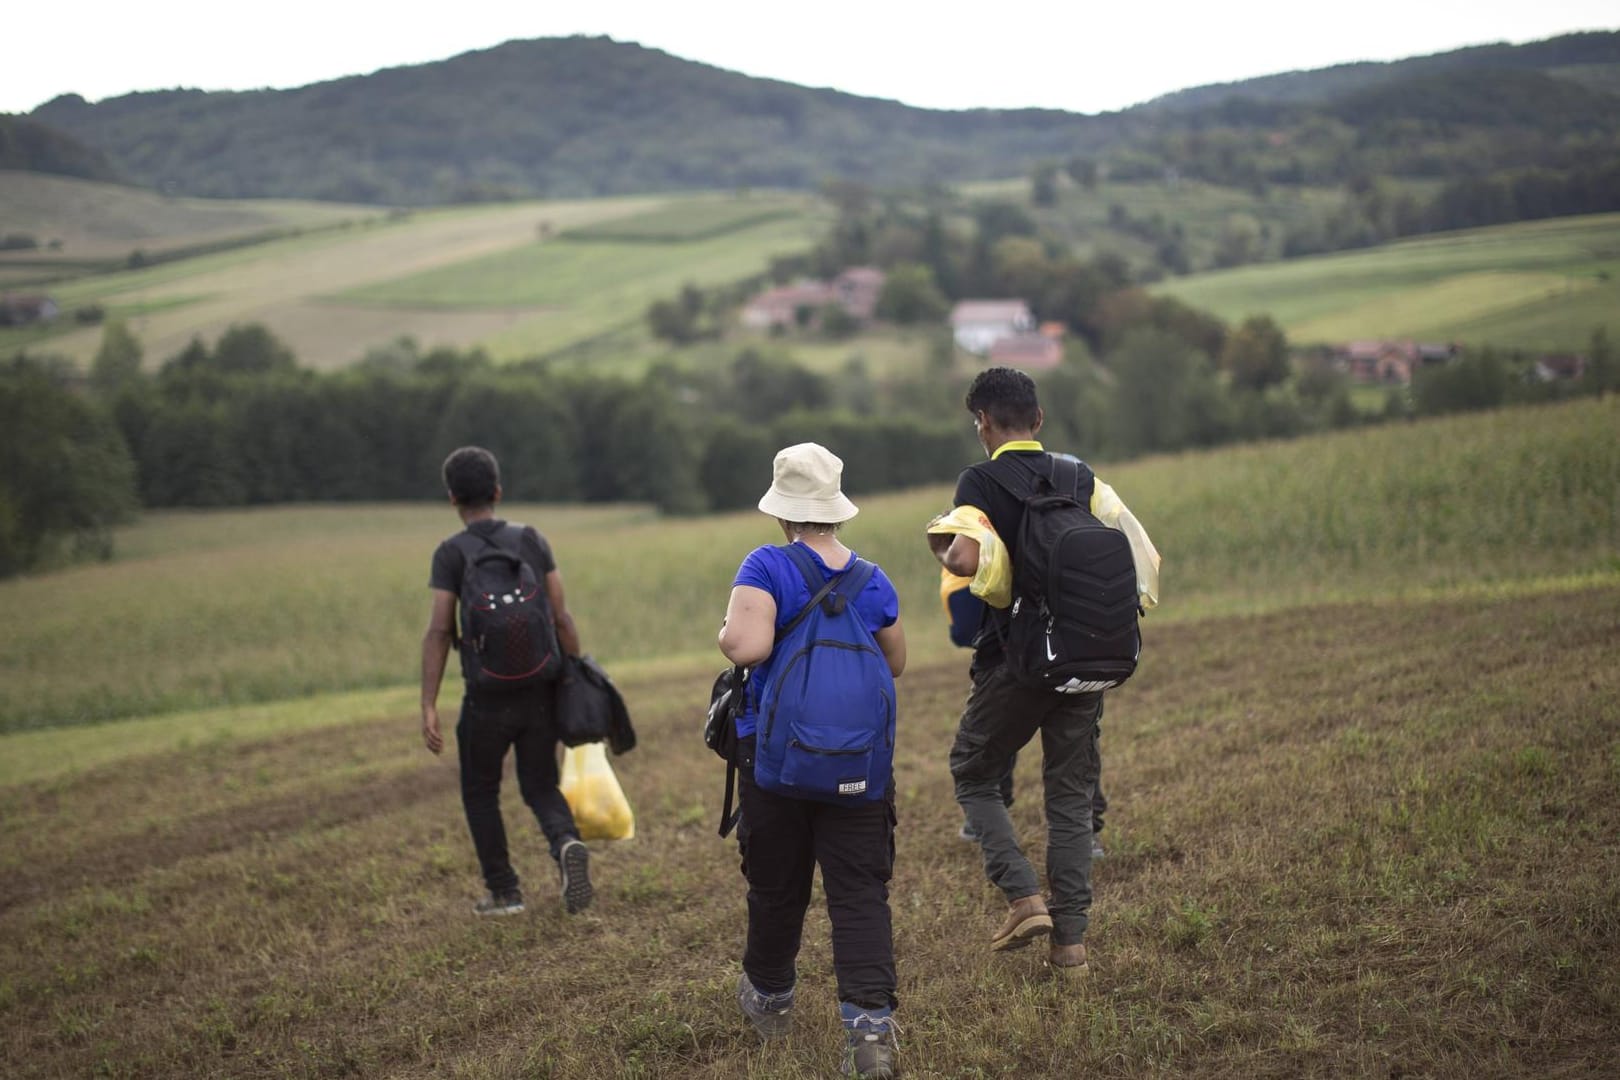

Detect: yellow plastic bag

[559,742,635,841]
[925,504,1012,608]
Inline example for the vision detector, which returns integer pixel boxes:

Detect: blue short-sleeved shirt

[731,541,900,738]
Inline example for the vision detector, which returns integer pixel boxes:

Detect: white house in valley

[949,299,1035,354]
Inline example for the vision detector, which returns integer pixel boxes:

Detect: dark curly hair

[442,446,500,508]
[964,366,1040,431]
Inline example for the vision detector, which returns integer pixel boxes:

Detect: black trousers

[736,739,897,1011]
[457,684,577,894]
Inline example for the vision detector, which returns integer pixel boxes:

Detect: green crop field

[0,187,820,371]
[2,398,1617,1077]
[336,198,824,362]
[563,195,804,242]
[1155,213,1620,351]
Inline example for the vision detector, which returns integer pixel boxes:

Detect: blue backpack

[752,544,897,804]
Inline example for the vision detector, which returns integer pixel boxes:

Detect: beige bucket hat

[757,442,859,524]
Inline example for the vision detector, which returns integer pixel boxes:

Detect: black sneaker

[559,838,593,914]
[473,888,524,916]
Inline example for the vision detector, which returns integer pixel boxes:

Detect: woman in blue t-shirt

[717,442,907,1080]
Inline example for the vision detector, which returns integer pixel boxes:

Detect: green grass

[1156,212,1620,351]
[0,584,1613,1078]
[562,194,806,242]
[335,210,823,361]
[1,395,1617,1077]
[2,396,1615,734]
[0,196,695,370]
[0,169,383,260]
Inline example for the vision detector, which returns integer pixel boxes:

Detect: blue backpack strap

[781,544,875,622]
[781,541,825,594]
[837,558,878,608]
[776,544,841,639]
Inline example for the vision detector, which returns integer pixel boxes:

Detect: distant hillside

[1145,30,1620,110]
[22,31,1620,207]
[29,36,1106,205]
[0,114,119,183]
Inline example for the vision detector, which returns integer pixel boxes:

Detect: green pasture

[0,169,382,261]
[0,197,681,369]
[2,396,1615,734]
[562,194,805,242]
[1157,212,1620,351]
[336,210,823,362]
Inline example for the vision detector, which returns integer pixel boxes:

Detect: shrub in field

[0,357,138,577]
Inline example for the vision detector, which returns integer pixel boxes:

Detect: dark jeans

[457,684,577,894]
[950,664,1102,946]
[735,738,897,1011]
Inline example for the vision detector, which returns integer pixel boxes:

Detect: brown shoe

[1049,941,1088,976]
[990,894,1053,951]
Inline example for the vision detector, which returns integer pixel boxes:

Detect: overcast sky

[5,1,1617,116]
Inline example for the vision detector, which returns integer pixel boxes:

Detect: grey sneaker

[958,820,978,842]
[840,1004,899,1078]
[473,888,524,916]
[1092,837,1106,859]
[558,839,593,914]
[738,972,794,1039]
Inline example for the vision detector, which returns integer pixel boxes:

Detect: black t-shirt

[429,518,558,605]
[953,450,1093,671]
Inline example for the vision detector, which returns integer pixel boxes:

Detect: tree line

[4,305,1613,579]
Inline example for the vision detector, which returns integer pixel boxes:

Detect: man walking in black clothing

[420,446,594,916]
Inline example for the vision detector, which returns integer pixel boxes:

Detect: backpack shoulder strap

[982,452,1050,503]
[775,544,845,642]
[1049,456,1083,504]
[837,557,878,601]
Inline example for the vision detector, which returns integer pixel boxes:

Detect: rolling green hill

[1145,29,1620,110]
[0,170,383,270]
[1153,213,1620,351]
[24,31,1620,205]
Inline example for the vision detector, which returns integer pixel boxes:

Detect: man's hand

[926,514,954,563]
[421,704,444,755]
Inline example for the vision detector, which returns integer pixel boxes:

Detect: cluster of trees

[1410,330,1616,417]
[0,114,120,183]
[7,308,1614,580]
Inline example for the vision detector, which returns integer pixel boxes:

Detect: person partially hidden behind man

[929,368,1160,977]
[419,446,594,917]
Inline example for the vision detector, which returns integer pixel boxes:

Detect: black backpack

[986,454,1141,693]
[451,525,562,691]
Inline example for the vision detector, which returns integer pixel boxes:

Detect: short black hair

[965,367,1040,430]
[442,446,500,508]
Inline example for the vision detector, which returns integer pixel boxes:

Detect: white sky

[4,1,1617,116]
